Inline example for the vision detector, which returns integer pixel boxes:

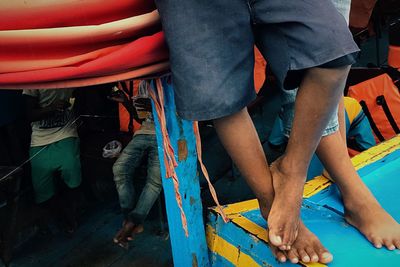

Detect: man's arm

[108,90,141,122]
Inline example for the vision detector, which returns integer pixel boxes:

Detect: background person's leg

[58,137,82,190]
[30,145,57,204]
[112,136,146,218]
[57,137,82,232]
[128,135,162,225]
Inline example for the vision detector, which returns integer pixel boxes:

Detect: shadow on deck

[6,202,172,267]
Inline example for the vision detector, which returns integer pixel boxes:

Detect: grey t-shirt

[23,89,78,147]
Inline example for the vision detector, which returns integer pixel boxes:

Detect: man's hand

[108,90,129,104]
[113,220,144,249]
[133,97,152,112]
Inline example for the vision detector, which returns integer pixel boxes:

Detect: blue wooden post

[151,77,210,267]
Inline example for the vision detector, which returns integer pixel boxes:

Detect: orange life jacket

[117,80,141,133]
[348,73,400,142]
[254,47,267,94]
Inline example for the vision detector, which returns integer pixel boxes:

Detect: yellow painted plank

[207,136,400,266]
[303,175,332,198]
[207,221,326,267]
[304,134,400,198]
[229,216,326,267]
[211,199,259,216]
[351,134,400,169]
[229,214,269,243]
[207,225,261,267]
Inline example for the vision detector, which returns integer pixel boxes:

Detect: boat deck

[207,135,400,267]
[7,203,172,267]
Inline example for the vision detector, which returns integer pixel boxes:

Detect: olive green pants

[30,137,81,203]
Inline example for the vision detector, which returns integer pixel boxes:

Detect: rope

[148,78,230,238]
[193,122,229,223]
[148,79,189,237]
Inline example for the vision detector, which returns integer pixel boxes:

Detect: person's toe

[277,253,287,263]
[281,227,297,251]
[287,249,300,264]
[270,245,287,263]
[297,249,310,263]
[305,247,319,263]
[269,229,283,248]
[383,239,396,250]
[113,229,124,243]
[320,252,333,263]
[394,239,400,250]
[368,235,383,249]
[316,247,333,264]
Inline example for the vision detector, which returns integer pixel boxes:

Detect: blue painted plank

[209,212,298,267]
[241,201,400,266]
[309,149,400,215]
[152,77,210,267]
[239,154,400,266]
[357,148,400,178]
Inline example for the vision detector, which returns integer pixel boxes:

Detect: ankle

[274,155,307,177]
[343,194,380,215]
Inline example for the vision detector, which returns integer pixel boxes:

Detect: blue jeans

[113,134,162,224]
[280,0,351,137]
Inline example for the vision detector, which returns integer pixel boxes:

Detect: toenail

[279,256,286,262]
[303,256,310,262]
[322,252,332,259]
[272,235,282,244]
[291,258,299,264]
[388,245,395,250]
[375,244,382,249]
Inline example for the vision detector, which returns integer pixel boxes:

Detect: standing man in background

[23,88,81,233]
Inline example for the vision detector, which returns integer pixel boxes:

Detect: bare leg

[284,101,398,263]
[317,131,400,250]
[214,108,332,263]
[268,65,350,250]
[213,108,274,215]
[281,100,343,264]
[337,97,346,142]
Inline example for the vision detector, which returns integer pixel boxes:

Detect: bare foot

[344,195,400,250]
[270,221,333,264]
[268,156,305,250]
[113,220,144,249]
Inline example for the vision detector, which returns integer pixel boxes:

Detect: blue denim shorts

[156,0,359,121]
